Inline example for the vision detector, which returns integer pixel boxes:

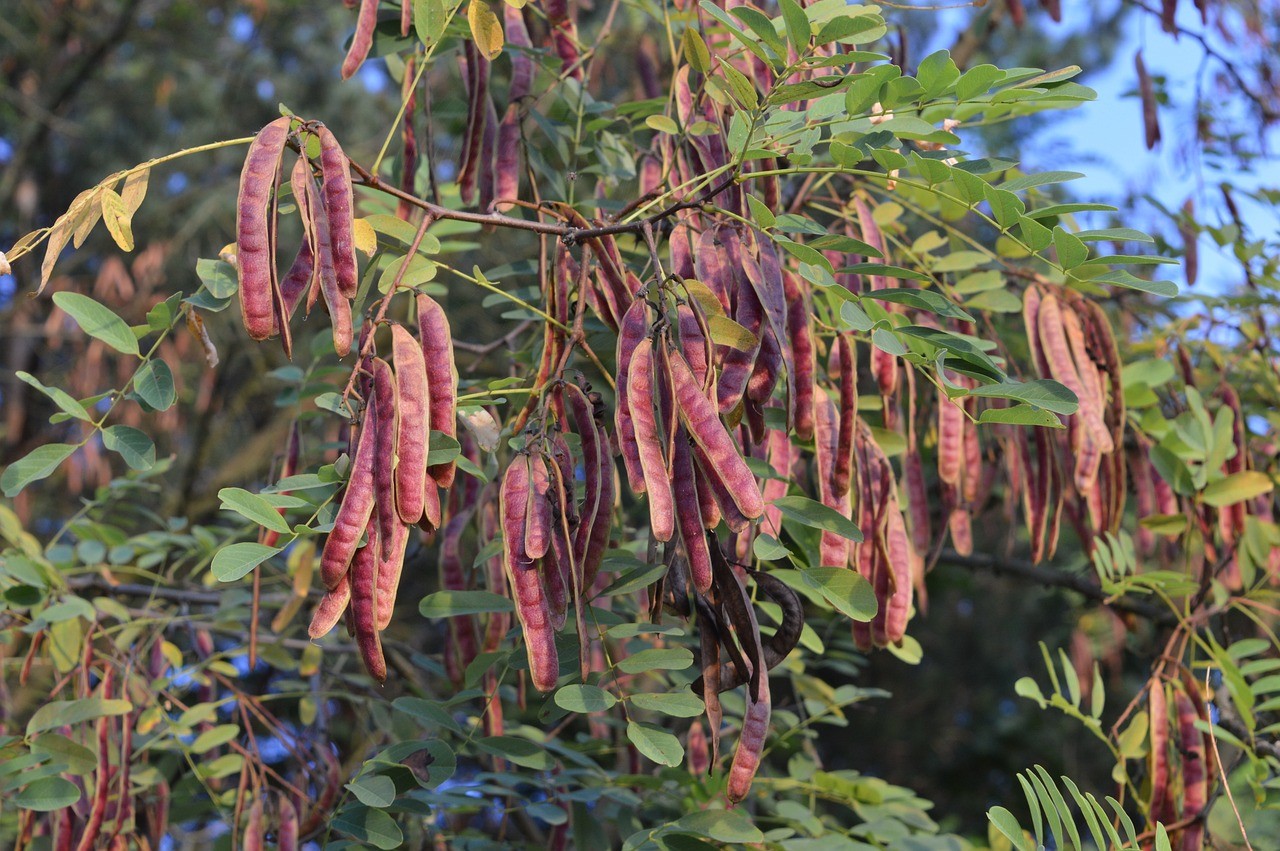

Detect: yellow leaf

[120,169,150,216]
[100,189,135,252]
[680,279,726,318]
[69,187,103,249]
[707,314,758,351]
[39,216,71,294]
[352,217,378,257]
[467,0,504,60]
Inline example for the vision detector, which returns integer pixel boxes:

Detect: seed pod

[525,454,554,558]
[301,163,351,356]
[278,795,299,851]
[716,273,765,415]
[566,384,601,574]
[1174,686,1207,850]
[676,303,711,391]
[458,43,491,205]
[670,348,765,521]
[390,325,430,523]
[351,518,386,682]
[320,403,379,589]
[815,395,851,567]
[75,668,115,851]
[761,428,792,535]
[673,432,713,592]
[582,419,616,591]
[937,385,965,487]
[629,339,677,542]
[1148,679,1174,826]
[308,574,351,639]
[687,719,710,777]
[615,300,650,494]
[876,496,914,647]
[1136,50,1161,150]
[726,664,771,804]
[416,294,458,488]
[481,500,511,652]
[281,157,317,318]
[235,117,291,342]
[441,512,479,682]
[783,272,816,440]
[832,335,857,497]
[341,0,379,79]
[501,457,559,692]
[375,518,410,631]
[370,358,401,559]
[317,125,359,300]
[1037,293,1113,453]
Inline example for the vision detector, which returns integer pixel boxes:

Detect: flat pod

[615,299,650,494]
[308,574,352,638]
[391,325,430,524]
[418,294,458,488]
[500,457,559,692]
[317,125,359,299]
[628,338,676,542]
[350,519,387,682]
[235,117,292,342]
[370,358,401,560]
[341,0,379,80]
[320,400,380,589]
[669,348,765,521]
[524,454,554,559]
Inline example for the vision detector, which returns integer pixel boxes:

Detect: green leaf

[674,809,765,844]
[191,724,240,754]
[14,776,81,812]
[30,734,96,775]
[474,736,553,770]
[682,28,712,74]
[978,406,1064,428]
[102,425,155,471]
[15,372,91,422]
[332,805,404,850]
[597,560,667,598]
[195,258,238,298]
[51,292,140,356]
[999,171,1085,193]
[799,567,876,621]
[1,443,78,497]
[27,698,134,736]
[626,721,683,766]
[134,360,176,411]
[772,495,863,543]
[646,114,680,135]
[1074,227,1154,243]
[987,806,1034,851]
[211,542,279,582]
[555,684,617,713]
[1202,471,1273,507]
[427,432,462,466]
[840,263,930,282]
[968,379,1078,415]
[630,691,705,718]
[218,487,291,534]
[779,0,810,51]
[1083,271,1178,297]
[752,534,791,561]
[413,0,448,46]
[864,288,973,321]
[419,590,514,618]
[347,774,397,809]
[616,647,694,675]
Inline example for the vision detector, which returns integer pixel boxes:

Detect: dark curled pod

[316,125,359,300]
[341,0,379,80]
[418,294,458,488]
[351,516,386,682]
[235,117,291,342]
[501,457,559,692]
[832,335,857,498]
[320,398,379,589]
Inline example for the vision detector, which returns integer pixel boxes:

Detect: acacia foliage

[1,1,1279,849]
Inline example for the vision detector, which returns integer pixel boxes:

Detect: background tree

[1,0,1278,848]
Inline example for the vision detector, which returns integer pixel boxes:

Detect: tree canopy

[1,1,1279,849]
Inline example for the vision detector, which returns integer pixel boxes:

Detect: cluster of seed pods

[308,294,457,682]
[1021,283,1126,559]
[235,118,358,359]
[1147,671,1215,850]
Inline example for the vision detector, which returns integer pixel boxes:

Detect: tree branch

[937,549,1174,623]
